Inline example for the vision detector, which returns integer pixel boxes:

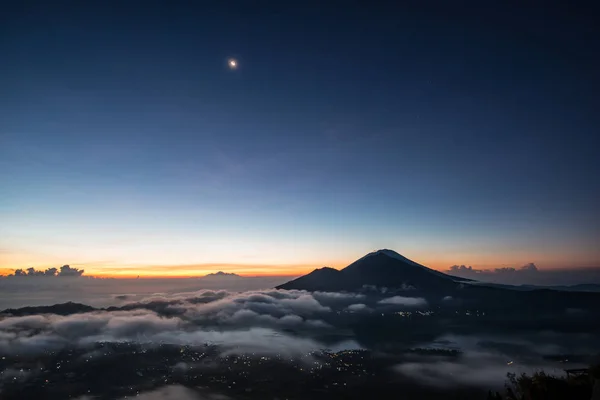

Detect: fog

[395,332,598,389]
[0,288,362,357]
[75,385,232,400]
[0,276,290,309]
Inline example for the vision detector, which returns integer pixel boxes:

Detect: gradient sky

[1,2,599,277]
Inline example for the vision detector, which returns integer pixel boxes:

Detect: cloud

[312,291,365,301]
[0,309,326,357]
[118,385,232,400]
[378,296,427,307]
[520,263,538,272]
[167,290,334,332]
[76,386,234,400]
[346,303,371,312]
[0,315,48,330]
[446,263,546,285]
[0,289,341,357]
[155,328,323,357]
[7,265,85,278]
[58,265,85,277]
[449,263,538,275]
[279,294,331,314]
[395,351,532,389]
[394,332,582,389]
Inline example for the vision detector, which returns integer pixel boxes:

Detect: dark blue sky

[1,2,599,275]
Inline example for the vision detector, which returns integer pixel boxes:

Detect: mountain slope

[277,249,462,292]
[276,267,344,291]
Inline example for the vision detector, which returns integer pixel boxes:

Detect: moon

[227,58,238,70]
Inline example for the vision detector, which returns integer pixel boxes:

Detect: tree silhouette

[489,368,596,400]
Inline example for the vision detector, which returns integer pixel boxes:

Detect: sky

[1,2,599,278]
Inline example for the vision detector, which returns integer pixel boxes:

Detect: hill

[1,301,96,316]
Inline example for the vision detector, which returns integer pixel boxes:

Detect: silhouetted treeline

[488,365,600,400]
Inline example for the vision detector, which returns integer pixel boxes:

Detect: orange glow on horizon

[2,255,598,279]
[0,263,338,279]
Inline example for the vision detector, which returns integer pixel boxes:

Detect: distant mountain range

[466,281,600,293]
[201,271,242,278]
[277,249,469,293]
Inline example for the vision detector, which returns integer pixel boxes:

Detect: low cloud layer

[76,385,232,400]
[394,332,593,389]
[447,264,600,286]
[0,276,291,310]
[395,351,543,389]
[126,385,232,400]
[0,289,355,357]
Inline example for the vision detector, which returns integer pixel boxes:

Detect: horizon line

[2,260,600,279]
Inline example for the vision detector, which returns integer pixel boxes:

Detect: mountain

[275,267,344,291]
[201,271,242,278]
[1,301,96,316]
[276,250,600,311]
[277,249,464,293]
[523,283,600,293]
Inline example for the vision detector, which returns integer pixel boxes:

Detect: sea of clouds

[0,288,372,357]
[1,285,597,397]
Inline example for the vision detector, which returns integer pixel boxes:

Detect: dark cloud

[58,265,85,277]
[6,265,84,278]
[113,294,133,301]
